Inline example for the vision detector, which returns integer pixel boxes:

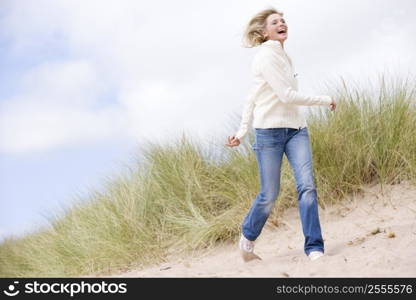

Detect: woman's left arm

[257,49,332,106]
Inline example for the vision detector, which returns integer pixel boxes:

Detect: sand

[110,183,416,277]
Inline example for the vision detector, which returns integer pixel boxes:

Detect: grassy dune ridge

[1,74,415,277]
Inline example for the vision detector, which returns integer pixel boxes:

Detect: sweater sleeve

[234,90,256,141]
[258,50,332,106]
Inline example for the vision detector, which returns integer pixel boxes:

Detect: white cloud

[0,0,415,153]
[0,60,126,153]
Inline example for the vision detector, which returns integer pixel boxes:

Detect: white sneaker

[239,235,261,262]
[239,235,254,253]
[308,251,324,261]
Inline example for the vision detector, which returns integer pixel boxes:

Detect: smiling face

[263,13,288,43]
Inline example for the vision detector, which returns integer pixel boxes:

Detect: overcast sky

[1,0,415,241]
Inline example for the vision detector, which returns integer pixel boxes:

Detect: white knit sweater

[234,39,332,141]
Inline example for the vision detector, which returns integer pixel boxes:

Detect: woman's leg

[284,127,324,255]
[242,129,285,241]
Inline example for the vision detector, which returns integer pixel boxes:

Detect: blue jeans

[242,127,324,255]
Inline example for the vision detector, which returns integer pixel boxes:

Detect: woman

[225,8,336,262]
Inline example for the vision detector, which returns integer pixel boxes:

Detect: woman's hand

[330,98,337,111]
[225,136,241,147]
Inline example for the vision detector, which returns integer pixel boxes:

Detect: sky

[0,0,415,241]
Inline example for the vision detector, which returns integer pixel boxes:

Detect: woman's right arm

[234,88,256,141]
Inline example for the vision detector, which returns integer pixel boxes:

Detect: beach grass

[0,74,415,277]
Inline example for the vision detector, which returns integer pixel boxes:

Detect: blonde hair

[242,8,283,48]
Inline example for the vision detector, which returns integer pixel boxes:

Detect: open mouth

[277,29,287,34]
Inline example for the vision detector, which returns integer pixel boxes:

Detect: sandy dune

[111,183,416,277]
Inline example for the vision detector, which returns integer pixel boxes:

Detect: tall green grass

[1,74,415,277]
